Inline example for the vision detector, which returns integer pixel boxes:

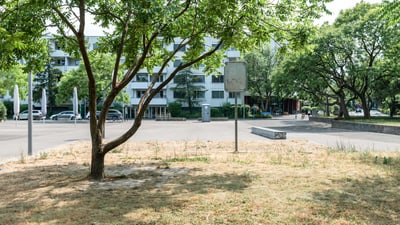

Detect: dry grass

[0,140,399,225]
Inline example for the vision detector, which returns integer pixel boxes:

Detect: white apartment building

[45,35,245,118]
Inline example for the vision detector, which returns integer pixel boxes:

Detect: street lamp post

[28,71,33,156]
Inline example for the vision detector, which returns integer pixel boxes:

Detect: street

[1,117,400,164]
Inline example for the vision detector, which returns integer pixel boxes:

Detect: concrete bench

[251,127,286,139]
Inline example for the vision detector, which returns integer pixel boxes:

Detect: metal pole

[234,92,238,153]
[28,71,33,156]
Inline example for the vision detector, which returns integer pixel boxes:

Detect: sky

[71,0,385,36]
[317,0,383,24]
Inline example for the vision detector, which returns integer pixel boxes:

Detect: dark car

[86,109,123,121]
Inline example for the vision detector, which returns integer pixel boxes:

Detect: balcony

[225,50,240,59]
[130,97,167,106]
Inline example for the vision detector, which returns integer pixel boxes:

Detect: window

[194,91,205,99]
[55,41,62,50]
[174,74,186,83]
[229,92,238,98]
[212,43,223,50]
[154,91,164,98]
[151,73,165,82]
[192,75,205,83]
[53,59,65,66]
[173,91,185,98]
[174,74,205,83]
[136,73,148,82]
[136,90,146,98]
[212,75,224,83]
[173,44,186,51]
[174,59,182,67]
[212,91,224,99]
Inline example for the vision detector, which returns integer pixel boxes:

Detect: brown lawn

[0,140,399,225]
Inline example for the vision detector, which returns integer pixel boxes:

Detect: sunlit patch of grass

[111,148,123,153]
[39,152,49,159]
[164,156,209,163]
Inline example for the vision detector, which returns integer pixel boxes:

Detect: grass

[0,140,399,225]
[349,117,400,126]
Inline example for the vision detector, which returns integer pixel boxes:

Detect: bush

[301,106,311,113]
[168,102,182,117]
[220,102,234,118]
[211,107,224,117]
[0,102,7,121]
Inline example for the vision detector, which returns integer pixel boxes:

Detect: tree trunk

[338,94,350,119]
[360,97,370,119]
[90,145,105,180]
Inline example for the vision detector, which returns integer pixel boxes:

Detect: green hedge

[0,102,7,121]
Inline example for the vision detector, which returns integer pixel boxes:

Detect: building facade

[46,35,245,118]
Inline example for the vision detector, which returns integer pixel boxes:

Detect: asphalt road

[1,116,400,164]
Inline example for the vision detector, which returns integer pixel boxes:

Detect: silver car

[50,111,82,120]
[18,110,43,120]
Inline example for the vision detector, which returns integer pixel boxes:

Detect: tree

[56,52,128,107]
[334,2,387,118]
[244,45,279,111]
[0,2,48,71]
[171,70,206,113]
[0,64,27,100]
[33,63,63,114]
[273,25,357,119]
[19,0,331,180]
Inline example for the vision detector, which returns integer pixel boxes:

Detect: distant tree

[171,70,206,113]
[273,26,356,119]
[56,52,129,107]
[33,63,62,113]
[334,2,387,118]
[244,45,280,111]
[0,64,27,100]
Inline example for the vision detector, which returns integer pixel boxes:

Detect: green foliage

[168,102,182,117]
[0,2,48,71]
[274,2,396,119]
[171,70,206,113]
[0,101,7,121]
[56,52,128,105]
[0,65,27,99]
[220,102,234,118]
[244,45,279,111]
[33,64,62,110]
[210,107,223,117]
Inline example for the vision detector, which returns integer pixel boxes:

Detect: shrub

[0,102,7,121]
[168,102,182,117]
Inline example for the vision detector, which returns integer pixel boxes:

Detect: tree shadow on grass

[311,174,400,224]
[0,162,251,225]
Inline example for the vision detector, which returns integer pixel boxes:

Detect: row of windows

[134,90,236,99]
[135,73,223,83]
[135,73,165,82]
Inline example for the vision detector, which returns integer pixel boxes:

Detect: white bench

[251,127,286,139]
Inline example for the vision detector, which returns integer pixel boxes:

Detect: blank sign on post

[224,61,247,92]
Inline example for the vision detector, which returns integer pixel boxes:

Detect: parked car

[50,111,82,120]
[86,109,123,121]
[19,110,43,120]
